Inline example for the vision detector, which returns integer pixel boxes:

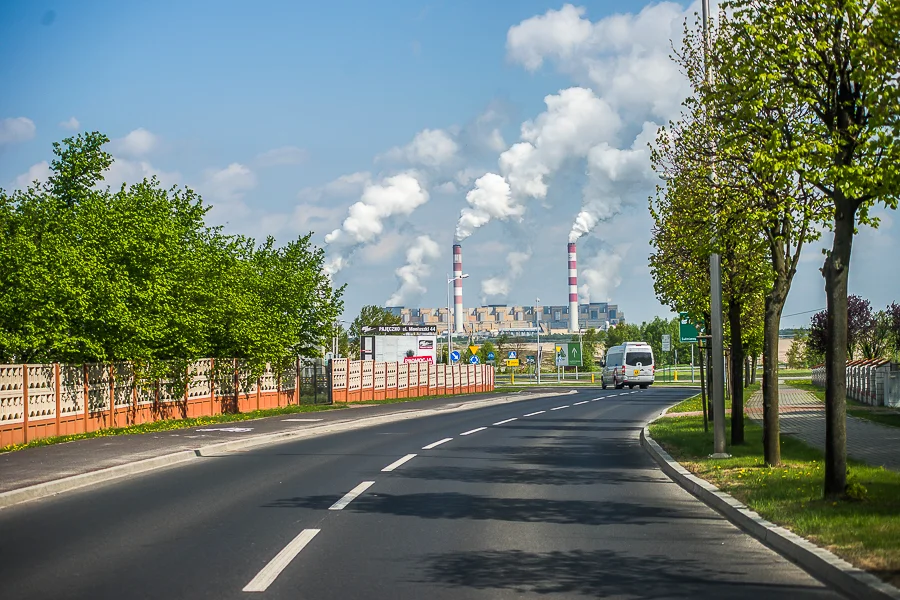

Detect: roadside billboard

[373,335,437,364]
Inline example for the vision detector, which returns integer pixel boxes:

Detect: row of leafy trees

[788,297,900,367]
[649,1,899,497]
[0,133,344,380]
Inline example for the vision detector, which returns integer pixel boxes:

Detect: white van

[601,342,655,389]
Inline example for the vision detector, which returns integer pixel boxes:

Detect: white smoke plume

[324,172,429,275]
[569,122,658,242]
[578,245,627,304]
[455,87,621,242]
[455,173,522,241]
[385,235,441,306]
[481,250,532,300]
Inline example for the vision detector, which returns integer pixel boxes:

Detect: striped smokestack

[453,243,463,333]
[568,242,578,333]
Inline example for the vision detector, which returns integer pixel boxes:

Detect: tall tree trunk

[762,291,786,466]
[751,354,758,384]
[744,357,751,388]
[822,195,856,498]
[729,299,744,444]
[699,344,708,432]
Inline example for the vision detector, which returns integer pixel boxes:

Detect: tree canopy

[0,133,343,376]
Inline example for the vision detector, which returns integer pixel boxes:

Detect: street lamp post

[536,298,542,385]
[702,0,727,457]
[447,273,469,363]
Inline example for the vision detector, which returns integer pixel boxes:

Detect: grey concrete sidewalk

[746,387,900,472]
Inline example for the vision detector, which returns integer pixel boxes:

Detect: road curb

[0,389,574,510]
[640,425,900,600]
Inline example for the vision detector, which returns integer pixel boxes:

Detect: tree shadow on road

[392,464,665,487]
[412,548,836,599]
[262,491,717,526]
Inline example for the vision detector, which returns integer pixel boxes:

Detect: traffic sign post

[469,355,479,365]
[450,350,461,363]
[487,352,495,362]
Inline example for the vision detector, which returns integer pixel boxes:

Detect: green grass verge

[789,380,900,430]
[0,387,519,454]
[665,382,759,413]
[649,415,900,585]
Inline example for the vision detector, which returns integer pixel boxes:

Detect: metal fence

[299,359,331,405]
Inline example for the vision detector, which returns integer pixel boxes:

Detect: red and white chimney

[568,242,578,333]
[453,243,464,333]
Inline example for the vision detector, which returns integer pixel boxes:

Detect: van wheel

[639,384,649,389]
[628,384,635,389]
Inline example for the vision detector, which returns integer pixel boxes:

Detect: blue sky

[2,1,898,329]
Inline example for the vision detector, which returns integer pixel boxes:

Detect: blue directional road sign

[487,352,495,361]
[508,351,517,359]
[450,350,461,363]
[469,355,480,364]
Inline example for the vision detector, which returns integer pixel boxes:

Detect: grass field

[650,411,900,586]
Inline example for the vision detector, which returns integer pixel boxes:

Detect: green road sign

[568,343,582,366]
[679,312,699,343]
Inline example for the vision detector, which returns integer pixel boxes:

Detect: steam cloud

[481,250,532,299]
[324,172,429,275]
[455,87,620,242]
[568,122,658,243]
[578,245,626,304]
[385,235,441,306]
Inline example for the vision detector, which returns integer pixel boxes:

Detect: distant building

[385,303,624,335]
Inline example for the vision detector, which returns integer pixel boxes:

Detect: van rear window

[626,352,653,366]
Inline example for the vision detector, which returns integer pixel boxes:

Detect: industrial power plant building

[386,302,623,335]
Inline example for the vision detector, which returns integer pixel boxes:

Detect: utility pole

[703,0,728,457]
[536,299,541,385]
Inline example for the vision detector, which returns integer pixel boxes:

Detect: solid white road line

[550,405,569,411]
[523,410,546,417]
[329,481,375,511]
[281,418,324,422]
[492,418,518,425]
[422,438,452,450]
[381,454,417,472]
[460,427,487,436]
[243,529,320,593]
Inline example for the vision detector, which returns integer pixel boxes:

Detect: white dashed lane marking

[460,427,487,436]
[492,418,518,426]
[550,406,569,411]
[523,411,546,417]
[573,401,589,405]
[329,481,375,511]
[242,529,320,593]
[422,438,452,450]
[381,454,417,472]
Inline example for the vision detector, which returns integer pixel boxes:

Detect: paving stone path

[746,387,900,472]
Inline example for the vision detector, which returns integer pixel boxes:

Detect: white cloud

[255,146,309,167]
[59,117,80,130]
[13,161,52,189]
[103,158,181,190]
[386,235,442,305]
[381,128,459,168]
[202,163,256,202]
[506,2,694,122]
[110,128,159,157]
[299,171,372,202]
[434,181,458,194]
[0,117,36,145]
[481,250,531,300]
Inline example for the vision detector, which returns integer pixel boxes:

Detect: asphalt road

[0,387,843,599]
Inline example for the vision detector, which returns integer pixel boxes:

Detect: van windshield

[626,352,653,366]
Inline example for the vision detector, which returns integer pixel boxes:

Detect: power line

[782,308,826,319]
